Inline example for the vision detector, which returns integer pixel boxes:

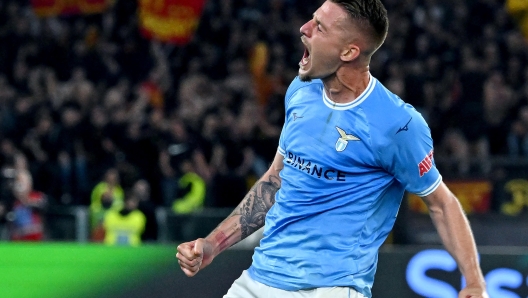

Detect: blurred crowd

[0,0,527,242]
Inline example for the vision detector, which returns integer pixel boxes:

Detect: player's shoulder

[285,77,323,102]
[366,78,430,136]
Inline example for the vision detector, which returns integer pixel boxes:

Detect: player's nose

[300,20,313,38]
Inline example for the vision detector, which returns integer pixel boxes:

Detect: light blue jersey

[248,75,441,297]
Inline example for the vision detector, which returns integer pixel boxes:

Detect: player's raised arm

[422,182,488,298]
[176,151,284,277]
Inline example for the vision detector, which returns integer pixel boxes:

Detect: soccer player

[176,1,489,297]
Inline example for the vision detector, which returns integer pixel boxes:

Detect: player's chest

[282,102,376,168]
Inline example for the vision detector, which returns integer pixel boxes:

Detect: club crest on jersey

[335,127,360,152]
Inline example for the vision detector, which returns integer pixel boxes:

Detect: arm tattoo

[235,175,280,239]
[208,174,280,251]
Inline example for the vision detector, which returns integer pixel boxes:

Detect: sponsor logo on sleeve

[418,149,434,177]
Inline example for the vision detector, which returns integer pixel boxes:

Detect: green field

[0,243,176,298]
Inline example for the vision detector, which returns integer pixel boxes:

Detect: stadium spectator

[56,104,90,204]
[89,167,124,241]
[132,179,158,242]
[82,105,117,183]
[8,189,47,241]
[21,111,59,199]
[7,153,47,241]
[103,191,146,246]
[483,70,516,156]
[158,117,208,206]
[437,128,472,174]
[0,201,7,240]
[508,106,528,156]
[172,159,207,215]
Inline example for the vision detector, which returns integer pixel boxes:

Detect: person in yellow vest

[172,159,206,214]
[103,192,146,246]
[90,168,125,241]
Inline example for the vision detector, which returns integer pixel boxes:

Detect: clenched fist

[176,238,216,277]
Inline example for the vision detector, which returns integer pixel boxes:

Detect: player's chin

[299,73,312,82]
[298,69,312,82]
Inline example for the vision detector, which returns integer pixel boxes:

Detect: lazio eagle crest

[335,127,360,152]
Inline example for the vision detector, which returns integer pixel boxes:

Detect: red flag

[32,0,112,17]
[138,0,207,45]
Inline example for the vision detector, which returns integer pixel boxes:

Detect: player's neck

[322,66,371,104]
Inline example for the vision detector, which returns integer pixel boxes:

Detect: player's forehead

[314,1,350,31]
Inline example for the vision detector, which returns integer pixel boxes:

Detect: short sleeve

[378,112,442,197]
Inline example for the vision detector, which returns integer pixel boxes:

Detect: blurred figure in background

[7,153,47,241]
[103,191,146,246]
[89,167,124,242]
[172,159,206,214]
[508,106,528,156]
[159,117,208,208]
[0,201,7,240]
[21,110,60,202]
[56,104,90,205]
[437,128,471,175]
[133,179,158,242]
[0,139,18,215]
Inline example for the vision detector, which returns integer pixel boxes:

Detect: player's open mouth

[299,46,310,67]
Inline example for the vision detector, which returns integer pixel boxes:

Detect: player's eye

[317,24,322,32]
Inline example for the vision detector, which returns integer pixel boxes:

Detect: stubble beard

[298,71,312,82]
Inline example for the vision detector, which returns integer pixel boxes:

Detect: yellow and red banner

[139,0,207,45]
[31,0,112,17]
[408,180,492,214]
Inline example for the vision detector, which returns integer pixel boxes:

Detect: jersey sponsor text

[285,151,347,181]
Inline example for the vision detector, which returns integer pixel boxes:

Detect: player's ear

[341,45,360,62]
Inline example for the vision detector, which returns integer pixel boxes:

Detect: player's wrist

[203,235,224,257]
[463,279,486,291]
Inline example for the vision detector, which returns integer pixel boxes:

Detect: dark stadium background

[0,0,528,297]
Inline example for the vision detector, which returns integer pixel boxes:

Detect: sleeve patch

[418,149,434,177]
